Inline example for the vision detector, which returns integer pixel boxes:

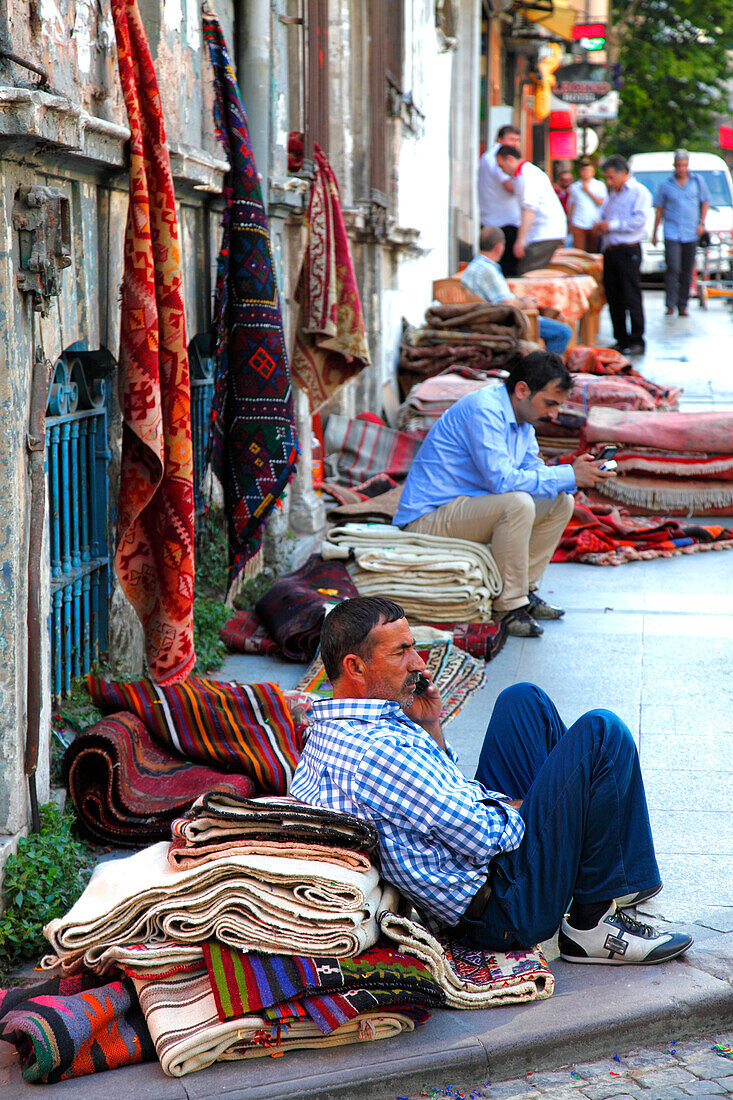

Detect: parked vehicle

[628,151,733,276]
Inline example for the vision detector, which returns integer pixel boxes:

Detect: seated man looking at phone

[393,351,615,637]
[461,225,573,356]
[290,597,691,965]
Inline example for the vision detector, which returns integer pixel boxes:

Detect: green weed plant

[0,803,97,980]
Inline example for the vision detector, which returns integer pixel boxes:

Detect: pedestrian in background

[494,146,567,275]
[652,150,709,317]
[553,168,574,215]
[478,125,522,277]
[593,154,652,356]
[568,158,607,253]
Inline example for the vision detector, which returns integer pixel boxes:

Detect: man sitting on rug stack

[393,351,615,637]
[290,596,692,966]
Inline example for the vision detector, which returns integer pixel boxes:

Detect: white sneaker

[559,903,692,965]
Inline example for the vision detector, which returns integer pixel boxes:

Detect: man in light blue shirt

[392,352,614,636]
[593,155,652,355]
[461,226,573,355]
[651,150,709,316]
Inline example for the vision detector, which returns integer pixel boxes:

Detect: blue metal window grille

[189,333,215,516]
[46,345,113,698]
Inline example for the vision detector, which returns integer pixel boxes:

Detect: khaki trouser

[406,491,574,612]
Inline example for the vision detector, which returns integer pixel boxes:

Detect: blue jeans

[461,683,660,949]
[539,316,573,355]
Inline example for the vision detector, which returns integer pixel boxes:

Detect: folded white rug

[44,842,383,971]
[323,524,502,622]
[132,965,419,1077]
[378,890,554,1009]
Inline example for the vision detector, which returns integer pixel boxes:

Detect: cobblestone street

[478,1032,733,1100]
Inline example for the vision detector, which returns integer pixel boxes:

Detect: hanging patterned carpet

[203,13,298,591]
[291,145,372,411]
[110,0,195,685]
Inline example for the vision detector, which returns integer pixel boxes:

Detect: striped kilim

[203,12,298,592]
[0,972,154,1082]
[86,674,301,794]
[202,941,445,1027]
[111,0,196,684]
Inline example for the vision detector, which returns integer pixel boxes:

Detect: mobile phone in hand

[414,674,430,696]
[597,445,619,471]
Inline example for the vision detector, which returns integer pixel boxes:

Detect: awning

[521,0,577,41]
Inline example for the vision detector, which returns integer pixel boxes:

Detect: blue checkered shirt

[289,697,525,926]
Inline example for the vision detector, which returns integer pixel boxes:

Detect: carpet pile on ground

[0,795,553,1084]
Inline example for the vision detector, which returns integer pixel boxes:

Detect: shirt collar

[513,160,528,178]
[311,696,414,723]
[497,382,520,430]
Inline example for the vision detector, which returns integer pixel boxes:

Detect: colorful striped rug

[86,675,301,794]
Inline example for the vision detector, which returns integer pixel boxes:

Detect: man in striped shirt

[290,597,692,966]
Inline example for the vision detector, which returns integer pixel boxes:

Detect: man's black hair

[601,154,629,174]
[497,124,520,141]
[496,144,521,161]
[320,597,405,684]
[505,350,571,397]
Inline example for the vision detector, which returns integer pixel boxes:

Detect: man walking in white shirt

[494,147,567,274]
[593,155,652,355]
[478,125,522,276]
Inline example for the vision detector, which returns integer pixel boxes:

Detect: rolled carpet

[132,964,427,1077]
[44,842,385,972]
[254,552,359,661]
[62,712,256,847]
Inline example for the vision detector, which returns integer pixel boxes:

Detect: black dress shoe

[626,341,646,355]
[527,591,565,620]
[609,342,628,352]
[496,607,543,637]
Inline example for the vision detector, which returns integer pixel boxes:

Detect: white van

[628,151,733,275]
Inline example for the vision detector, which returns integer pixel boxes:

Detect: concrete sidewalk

[1,290,732,1098]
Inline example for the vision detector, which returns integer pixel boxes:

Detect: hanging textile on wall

[111,0,196,685]
[291,144,372,412]
[202,12,298,594]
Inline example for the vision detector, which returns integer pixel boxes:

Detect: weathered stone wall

[0,0,232,839]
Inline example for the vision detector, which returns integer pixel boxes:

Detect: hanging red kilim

[291,145,372,412]
[110,0,195,685]
[203,13,298,592]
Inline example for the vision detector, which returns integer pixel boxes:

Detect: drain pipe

[25,347,51,834]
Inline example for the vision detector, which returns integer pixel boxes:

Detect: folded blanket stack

[398,303,536,398]
[323,523,503,621]
[581,407,733,515]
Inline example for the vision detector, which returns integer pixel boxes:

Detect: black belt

[604,242,640,252]
[464,870,493,921]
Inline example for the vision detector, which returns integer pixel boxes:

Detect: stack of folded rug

[398,303,535,398]
[581,407,733,516]
[322,523,503,621]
